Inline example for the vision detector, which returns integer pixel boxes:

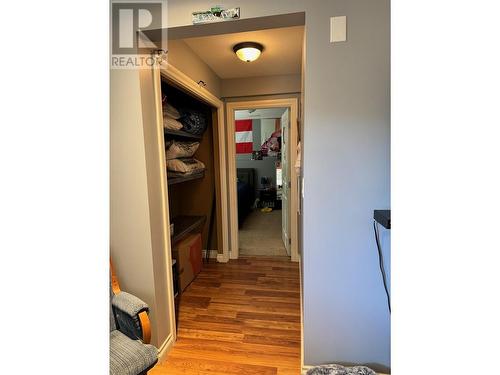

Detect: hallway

[150,256,301,375]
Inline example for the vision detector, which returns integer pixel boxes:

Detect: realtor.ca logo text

[111,1,166,69]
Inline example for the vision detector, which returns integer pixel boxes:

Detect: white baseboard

[202,249,218,259]
[302,365,313,374]
[157,333,175,362]
[202,249,229,263]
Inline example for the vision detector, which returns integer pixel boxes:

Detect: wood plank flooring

[150,256,301,375]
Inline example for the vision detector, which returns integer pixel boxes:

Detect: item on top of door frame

[192,7,240,24]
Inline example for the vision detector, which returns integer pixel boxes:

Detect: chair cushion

[110,330,157,375]
[112,292,149,317]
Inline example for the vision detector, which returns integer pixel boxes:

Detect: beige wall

[110,68,172,348]
[167,39,222,97]
[110,68,157,341]
[221,74,301,98]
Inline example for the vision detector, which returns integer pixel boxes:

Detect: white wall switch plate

[330,16,347,43]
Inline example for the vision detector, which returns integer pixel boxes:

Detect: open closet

[162,80,221,297]
[145,63,229,343]
[162,83,218,247]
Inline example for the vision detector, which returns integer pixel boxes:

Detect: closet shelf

[170,215,206,245]
[167,170,205,185]
[164,128,203,140]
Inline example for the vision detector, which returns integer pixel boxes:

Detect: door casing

[281,108,291,256]
[226,98,299,262]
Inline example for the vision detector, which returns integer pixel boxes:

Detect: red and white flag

[235,120,253,154]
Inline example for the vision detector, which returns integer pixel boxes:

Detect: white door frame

[280,108,291,256]
[226,98,299,262]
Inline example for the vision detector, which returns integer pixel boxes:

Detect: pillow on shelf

[166,141,200,160]
[163,116,183,130]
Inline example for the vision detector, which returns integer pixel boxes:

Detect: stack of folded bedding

[162,95,208,136]
[162,95,207,179]
[162,96,183,130]
[166,140,199,160]
[165,140,205,177]
[177,108,207,136]
[167,158,205,177]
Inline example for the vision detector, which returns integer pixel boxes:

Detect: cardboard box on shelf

[172,233,202,292]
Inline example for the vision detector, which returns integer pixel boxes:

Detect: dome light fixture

[233,42,264,62]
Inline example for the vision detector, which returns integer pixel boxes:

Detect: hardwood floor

[150,256,301,375]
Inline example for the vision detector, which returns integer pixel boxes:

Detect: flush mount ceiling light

[233,42,264,62]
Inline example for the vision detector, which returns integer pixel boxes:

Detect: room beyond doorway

[234,106,288,257]
[239,209,287,256]
[227,99,299,261]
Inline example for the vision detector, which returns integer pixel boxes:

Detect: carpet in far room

[238,209,287,257]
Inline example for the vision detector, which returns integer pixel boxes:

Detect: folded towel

[163,116,183,130]
[163,102,181,119]
[167,158,205,174]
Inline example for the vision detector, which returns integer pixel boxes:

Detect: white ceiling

[235,108,287,120]
[183,26,304,79]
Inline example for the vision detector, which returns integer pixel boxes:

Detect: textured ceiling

[182,26,304,79]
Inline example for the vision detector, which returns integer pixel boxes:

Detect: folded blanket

[178,109,207,135]
[163,116,183,130]
[167,158,205,174]
[161,95,181,119]
[163,102,181,119]
[166,141,199,160]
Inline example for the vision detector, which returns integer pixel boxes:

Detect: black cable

[374,221,391,313]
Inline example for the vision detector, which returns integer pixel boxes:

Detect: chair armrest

[112,292,152,344]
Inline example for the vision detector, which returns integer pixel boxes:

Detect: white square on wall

[330,16,347,43]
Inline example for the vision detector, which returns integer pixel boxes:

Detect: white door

[281,109,291,255]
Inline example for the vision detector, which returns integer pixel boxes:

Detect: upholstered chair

[110,263,158,375]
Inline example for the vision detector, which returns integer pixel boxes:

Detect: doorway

[226,99,299,261]
[234,107,288,257]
